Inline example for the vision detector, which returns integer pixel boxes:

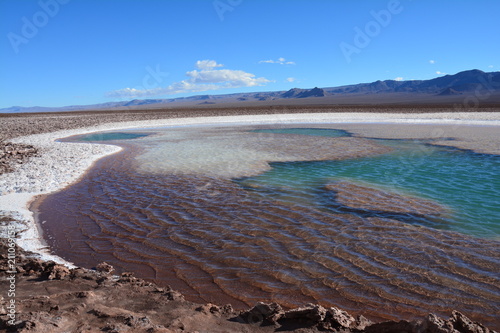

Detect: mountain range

[2,69,499,113]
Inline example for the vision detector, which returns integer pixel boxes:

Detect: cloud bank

[107,60,270,98]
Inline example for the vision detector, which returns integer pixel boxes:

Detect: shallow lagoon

[238,131,500,238]
[37,124,500,327]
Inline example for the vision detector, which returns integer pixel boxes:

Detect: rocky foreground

[0,239,497,333]
[0,142,38,175]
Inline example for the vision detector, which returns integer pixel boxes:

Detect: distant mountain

[0,106,52,113]
[2,69,499,113]
[324,69,500,95]
[281,87,325,98]
[123,99,167,107]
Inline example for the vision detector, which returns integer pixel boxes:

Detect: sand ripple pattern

[38,160,500,328]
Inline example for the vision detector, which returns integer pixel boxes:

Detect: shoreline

[1,112,500,267]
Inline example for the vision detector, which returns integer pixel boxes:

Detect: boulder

[239,302,284,325]
[284,304,327,323]
[95,262,114,274]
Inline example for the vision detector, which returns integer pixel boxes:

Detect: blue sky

[1,0,499,108]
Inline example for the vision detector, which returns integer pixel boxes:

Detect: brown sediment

[1,226,499,332]
[33,141,500,328]
[325,180,448,216]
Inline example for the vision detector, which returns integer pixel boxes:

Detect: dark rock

[196,303,224,315]
[22,259,44,276]
[356,314,375,330]
[95,262,114,274]
[45,264,70,280]
[322,306,357,329]
[365,320,418,333]
[239,302,284,325]
[164,286,184,301]
[70,267,97,280]
[284,304,327,323]
[422,313,459,333]
[450,311,493,333]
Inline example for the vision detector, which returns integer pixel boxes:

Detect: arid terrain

[1,105,499,332]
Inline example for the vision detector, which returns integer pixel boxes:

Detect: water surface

[237,138,500,238]
[37,125,500,328]
[76,132,149,141]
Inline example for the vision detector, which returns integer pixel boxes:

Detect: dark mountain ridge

[2,70,499,113]
[324,69,500,95]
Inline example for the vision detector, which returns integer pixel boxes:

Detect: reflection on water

[37,126,500,328]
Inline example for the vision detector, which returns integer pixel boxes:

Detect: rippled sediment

[38,171,500,326]
[35,125,500,329]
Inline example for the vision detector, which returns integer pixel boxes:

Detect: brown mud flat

[36,147,500,329]
[0,240,497,333]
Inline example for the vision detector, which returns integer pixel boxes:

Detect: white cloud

[394,77,404,81]
[259,57,296,65]
[195,60,224,70]
[286,77,296,83]
[429,60,436,64]
[436,71,446,75]
[488,65,494,68]
[106,60,271,98]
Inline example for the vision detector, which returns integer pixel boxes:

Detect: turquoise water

[252,128,350,137]
[237,132,500,239]
[79,132,149,141]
